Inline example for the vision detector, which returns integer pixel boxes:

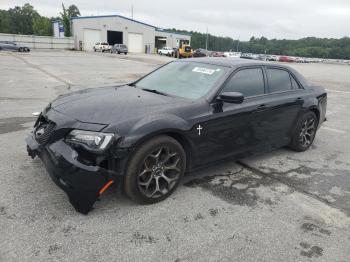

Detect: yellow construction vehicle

[178,44,193,58]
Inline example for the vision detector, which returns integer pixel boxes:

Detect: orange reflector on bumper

[99,180,114,195]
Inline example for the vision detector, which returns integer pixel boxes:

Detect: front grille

[34,118,56,145]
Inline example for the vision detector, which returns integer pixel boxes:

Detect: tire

[93,48,96,52]
[18,47,23,52]
[118,51,120,54]
[124,52,127,55]
[289,111,318,152]
[124,135,186,204]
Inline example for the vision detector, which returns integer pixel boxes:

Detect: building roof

[71,14,191,37]
[155,28,192,36]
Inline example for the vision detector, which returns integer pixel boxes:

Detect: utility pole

[131,5,134,20]
[236,35,240,52]
[205,27,208,51]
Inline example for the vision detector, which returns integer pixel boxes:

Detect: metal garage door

[128,33,143,53]
[84,29,101,51]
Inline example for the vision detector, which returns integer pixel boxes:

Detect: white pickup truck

[93,42,111,52]
[158,46,174,56]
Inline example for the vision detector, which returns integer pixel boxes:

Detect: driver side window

[222,68,265,97]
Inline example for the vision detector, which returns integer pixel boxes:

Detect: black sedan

[26,58,327,214]
[193,48,208,57]
[0,41,30,52]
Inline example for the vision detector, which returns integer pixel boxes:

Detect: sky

[1,0,350,40]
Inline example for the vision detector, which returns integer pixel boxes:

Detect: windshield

[134,62,227,100]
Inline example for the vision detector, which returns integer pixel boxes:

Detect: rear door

[263,66,306,146]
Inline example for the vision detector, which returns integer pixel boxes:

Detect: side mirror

[217,92,244,104]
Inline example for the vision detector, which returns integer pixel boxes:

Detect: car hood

[51,86,188,125]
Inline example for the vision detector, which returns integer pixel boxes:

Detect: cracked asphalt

[0,50,349,262]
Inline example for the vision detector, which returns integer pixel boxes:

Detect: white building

[71,14,191,53]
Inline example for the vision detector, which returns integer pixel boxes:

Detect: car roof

[183,57,299,70]
[183,57,273,68]
[177,57,309,87]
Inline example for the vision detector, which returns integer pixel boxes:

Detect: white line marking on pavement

[322,126,347,134]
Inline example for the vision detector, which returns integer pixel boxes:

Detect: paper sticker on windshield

[192,67,216,75]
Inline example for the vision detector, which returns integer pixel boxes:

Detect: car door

[1,41,11,51]
[7,42,17,51]
[263,66,305,146]
[191,66,272,165]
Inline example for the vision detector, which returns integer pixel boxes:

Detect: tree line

[0,3,80,37]
[169,29,350,60]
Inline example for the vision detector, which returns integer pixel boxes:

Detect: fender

[117,113,193,148]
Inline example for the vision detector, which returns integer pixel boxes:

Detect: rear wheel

[124,135,186,204]
[289,111,318,152]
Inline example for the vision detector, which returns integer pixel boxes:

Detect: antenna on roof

[131,5,134,20]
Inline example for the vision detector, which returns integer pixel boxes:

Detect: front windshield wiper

[141,88,169,96]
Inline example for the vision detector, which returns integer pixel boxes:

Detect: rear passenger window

[267,68,292,93]
[222,68,265,97]
[291,75,300,89]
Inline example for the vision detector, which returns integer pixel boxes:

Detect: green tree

[60,3,80,37]
[32,15,52,36]
[68,5,80,18]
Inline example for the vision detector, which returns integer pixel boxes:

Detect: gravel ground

[0,50,349,262]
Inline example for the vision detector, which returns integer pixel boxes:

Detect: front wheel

[124,135,186,204]
[289,111,318,152]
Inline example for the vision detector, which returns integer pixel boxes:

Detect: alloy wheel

[298,117,316,147]
[137,146,182,198]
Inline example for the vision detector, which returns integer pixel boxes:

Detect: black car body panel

[26,58,327,213]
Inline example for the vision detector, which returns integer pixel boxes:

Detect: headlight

[65,130,115,152]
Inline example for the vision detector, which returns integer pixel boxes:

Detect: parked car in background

[193,48,208,57]
[211,51,225,57]
[279,56,296,62]
[240,53,254,59]
[296,57,306,63]
[257,54,267,61]
[111,44,128,55]
[0,41,30,52]
[158,46,174,56]
[93,42,111,52]
[224,52,241,58]
[266,55,279,61]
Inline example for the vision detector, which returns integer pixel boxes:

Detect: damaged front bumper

[26,133,119,214]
